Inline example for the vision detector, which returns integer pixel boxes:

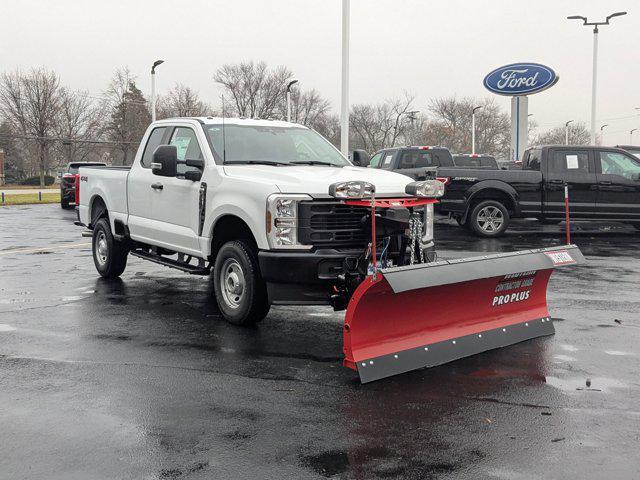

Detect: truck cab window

[599,152,640,180]
[550,151,590,174]
[369,152,383,168]
[524,149,541,171]
[381,153,394,169]
[170,127,203,175]
[141,127,167,168]
[399,151,432,168]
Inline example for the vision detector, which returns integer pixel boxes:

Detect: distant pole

[150,59,164,122]
[565,120,574,145]
[340,0,350,156]
[286,79,298,122]
[567,12,627,144]
[600,124,608,145]
[471,106,482,154]
[630,128,637,144]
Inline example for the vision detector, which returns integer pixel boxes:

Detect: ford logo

[483,63,558,96]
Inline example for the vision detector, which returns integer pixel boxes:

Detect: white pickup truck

[78,118,442,325]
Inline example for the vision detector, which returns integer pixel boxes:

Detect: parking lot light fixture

[151,60,164,122]
[567,11,627,145]
[630,128,638,145]
[565,120,574,145]
[286,79,298,123]
[600,124,609,145]
[471,106,483,154]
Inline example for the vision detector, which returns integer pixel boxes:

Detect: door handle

[598,180,612,185]
[151,183,163,190]
[548,179,564,185]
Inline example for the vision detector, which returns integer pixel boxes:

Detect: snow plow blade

[343,245,585,383]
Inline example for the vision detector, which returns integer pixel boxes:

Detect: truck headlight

[405,180,445,198]
[328,181,375,198]
[266,194,312,249]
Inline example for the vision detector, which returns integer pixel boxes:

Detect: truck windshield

[203,125,349,167]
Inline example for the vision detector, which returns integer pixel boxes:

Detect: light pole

[340,0,350,156]
[630,128,638,145]
[471,106,482,154]
[565,120,574,145]
[150,60,164,122]
[600,124,609,145]
[568,12,627,145]
[286,79,298,122]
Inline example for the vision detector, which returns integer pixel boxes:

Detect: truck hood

[222,165,413,196]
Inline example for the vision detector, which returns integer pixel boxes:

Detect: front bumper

[258,242,435,305]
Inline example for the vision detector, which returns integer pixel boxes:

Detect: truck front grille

[298,201,369,247]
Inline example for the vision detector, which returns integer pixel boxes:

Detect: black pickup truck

[436,145,640,237]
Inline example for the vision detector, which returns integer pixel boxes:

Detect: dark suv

[59,162,105,209]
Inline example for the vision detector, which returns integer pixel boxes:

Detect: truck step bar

[130,249,210,275]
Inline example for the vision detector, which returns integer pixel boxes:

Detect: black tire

[469,200,510,238]
[213,240,270,325]
[92,218,128,278]
[60,194,70,209]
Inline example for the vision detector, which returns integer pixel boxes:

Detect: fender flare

[462,180,520,223]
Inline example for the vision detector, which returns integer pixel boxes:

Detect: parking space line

[0,242,91,256]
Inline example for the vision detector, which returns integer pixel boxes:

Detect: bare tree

[424,97,510,157]
[0,68,63,185]
[157,84,213,118]
[214,61,293,119]
[349,93,416,152]
[103,67,150,165]
[53,89,106,166]
[531,122,589,146]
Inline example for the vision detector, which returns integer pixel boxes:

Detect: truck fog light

[405,180,445,198]
[328,181,375,198]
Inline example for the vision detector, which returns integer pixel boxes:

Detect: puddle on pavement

[545,376,628,393]
[0,324,17,332]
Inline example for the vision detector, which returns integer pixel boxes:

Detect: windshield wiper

[224,160,288,166]
[289,160,342,167]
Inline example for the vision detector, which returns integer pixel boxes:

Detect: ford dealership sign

[483,63,558,96]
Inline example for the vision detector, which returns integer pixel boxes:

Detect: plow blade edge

[343,245,585,383]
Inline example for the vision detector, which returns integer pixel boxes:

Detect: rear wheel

[92,218,128,278]
[213,240,270,325]
[469,200,510,237]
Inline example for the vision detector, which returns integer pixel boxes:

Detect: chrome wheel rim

[220,258,245,309]
[477,206,504,233]
[95,231,108,266]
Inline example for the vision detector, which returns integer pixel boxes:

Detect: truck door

[543,148,597,218]
[146,126,205,255]
[595,150,640,220]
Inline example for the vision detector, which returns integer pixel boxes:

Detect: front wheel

[92,218,128,278]
[213,240,270,325]
[469,200,510,238]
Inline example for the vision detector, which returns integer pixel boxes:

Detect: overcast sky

[2,0,639,144]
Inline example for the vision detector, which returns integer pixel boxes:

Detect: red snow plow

[328,180,585,383]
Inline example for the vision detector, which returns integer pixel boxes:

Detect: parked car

[436,145,640,237]
[367,146,454,179]
[452,154,499,169]
[615,145,640,159]
[77,118,441,325]
[59,162,105,209]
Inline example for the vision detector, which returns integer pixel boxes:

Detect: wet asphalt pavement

[1,204,639,479]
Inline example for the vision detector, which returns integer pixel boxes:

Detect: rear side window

[381,152,394,169]
[524,149,541,171]
[141,127,167,168]
[399,151,433,168]
[549,150,590,174]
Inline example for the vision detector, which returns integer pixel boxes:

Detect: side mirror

[185,158,204,169]
[184,170,202,182]
[151,145,177,177]
[351,149,370,167]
